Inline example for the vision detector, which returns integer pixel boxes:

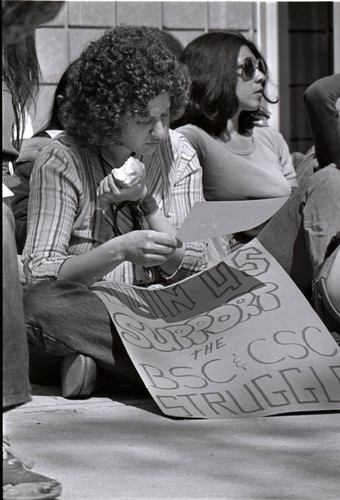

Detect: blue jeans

[24,280,142,387]
[3,203,31,409]
[258,165,340,292]
[24,167,340,383]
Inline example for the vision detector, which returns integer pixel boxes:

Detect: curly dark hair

[174,31,277,136]
[60,25,190,146]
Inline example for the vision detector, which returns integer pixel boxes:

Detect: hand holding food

[97,156,147,207]
[112,156,146,188]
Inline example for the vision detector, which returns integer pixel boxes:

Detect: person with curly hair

[10,31,183,254]
[22,25,208,398]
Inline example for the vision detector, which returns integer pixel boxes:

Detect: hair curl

[174,31,277,135]
[60,25,190,146]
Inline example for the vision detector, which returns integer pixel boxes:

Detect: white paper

[176,198,289,242]
[46,130,63,138]
[2,183,14,198]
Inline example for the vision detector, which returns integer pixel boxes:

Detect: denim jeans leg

[257,180,312,292]
[23,280,142,387]
[258,166,340,293]
[302,166,340,268]
[2,203,31,410]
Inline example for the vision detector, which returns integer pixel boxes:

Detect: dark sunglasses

[236,57,266,81]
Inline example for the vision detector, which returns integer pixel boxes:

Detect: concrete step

[4,385,340,500]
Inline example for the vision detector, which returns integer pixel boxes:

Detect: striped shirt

[23,130,207,285]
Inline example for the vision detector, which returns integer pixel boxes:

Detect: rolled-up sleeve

[22,146,80,284]
[161,133,208,283]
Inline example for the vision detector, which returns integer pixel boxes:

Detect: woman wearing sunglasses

[22,25,208,398]
[175,31,340,332]
[175,31,298,202]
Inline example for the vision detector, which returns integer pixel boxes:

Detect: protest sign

[92,239,340,419]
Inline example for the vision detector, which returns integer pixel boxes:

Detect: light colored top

[23,129,207,285]
[176,124,296,201]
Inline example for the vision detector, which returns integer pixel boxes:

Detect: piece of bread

[112,157,145,188]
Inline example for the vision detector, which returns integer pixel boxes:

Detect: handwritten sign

[176,198,289,242]
[92,240,340,419]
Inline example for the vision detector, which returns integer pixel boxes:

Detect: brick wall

[31,1,258,133]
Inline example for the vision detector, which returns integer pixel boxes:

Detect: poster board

[92,239,340,419]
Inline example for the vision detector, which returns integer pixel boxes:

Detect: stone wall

[32,1,258,132]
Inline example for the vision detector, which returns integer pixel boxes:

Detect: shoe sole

[61,354,98,398]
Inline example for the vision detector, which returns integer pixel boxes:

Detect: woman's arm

[139,195,185,275]
[304,74,340,169]
[274,129,298,190]
[23,146,179,287]
[156,133,208,282]
[58,229,180,286]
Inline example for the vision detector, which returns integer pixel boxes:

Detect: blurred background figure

[11,62,75,253]
[2,2,63,499]
[304,74,340,170]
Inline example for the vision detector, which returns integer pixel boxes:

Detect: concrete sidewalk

[4,384,340,500]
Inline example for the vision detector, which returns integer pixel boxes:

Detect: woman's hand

[97,173,147,208]
[119,230,182,267]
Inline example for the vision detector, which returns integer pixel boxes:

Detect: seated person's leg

[2,202,31,410]
[23,280,144,396]
[303,166,340,269]
[313,234,340,336]
[258,166,340,295]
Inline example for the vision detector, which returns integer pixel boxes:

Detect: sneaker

[3,442,62,500]
[61,353,100,398]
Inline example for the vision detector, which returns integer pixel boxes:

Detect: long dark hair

[34,61,78,136]
[175,31,277,136]
[2,33,41,150]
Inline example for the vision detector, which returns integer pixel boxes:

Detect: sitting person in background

[22,25,208,398]
[303,74,340,333]
[11,63,75,253]
[174,31,340,332]
[175,31,298,203]
[291,73,340,179]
